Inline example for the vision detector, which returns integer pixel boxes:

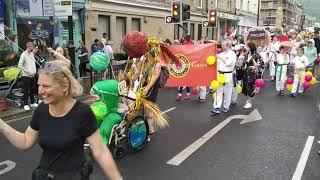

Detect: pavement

[0,80,320,180]
[0,94,92,121]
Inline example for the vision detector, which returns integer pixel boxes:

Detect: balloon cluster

[285,71,318,91]
[210,74,226,90]
[303,71,318,90]
[286,77,294,91]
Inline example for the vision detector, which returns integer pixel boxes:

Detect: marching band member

[275,46,290,96]
[290,47,309,97]
[211,40,237,114]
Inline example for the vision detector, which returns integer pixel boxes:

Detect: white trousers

[269,60,276,77]
[276,66,287,91]
[291,71,305,94]
[199,86,207,100]
[213,82,233,109]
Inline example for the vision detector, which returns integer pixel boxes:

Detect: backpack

[159,66,169,88]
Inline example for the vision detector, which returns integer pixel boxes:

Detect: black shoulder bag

[32,151,65,180]
[32,150,93,180]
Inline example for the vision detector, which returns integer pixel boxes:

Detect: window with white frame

[132,18,141,31]
[197,0,203,8]
[116,17,126,43]
[98,15,110,40]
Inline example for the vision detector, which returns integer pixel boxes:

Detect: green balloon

[91,80,119,112]
[90,101,108,126]
[99,113,123,144]
[90,52,110,72]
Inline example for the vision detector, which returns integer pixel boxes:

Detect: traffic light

[172,2,181,23]
[208,9,217,28]
[182,4,190,21]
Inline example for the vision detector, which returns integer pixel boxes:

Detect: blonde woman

[0,61,122,180]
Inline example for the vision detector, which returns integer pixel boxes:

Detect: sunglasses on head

[45,63,61,73]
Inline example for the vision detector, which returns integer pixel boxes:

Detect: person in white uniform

[275,46,290,96]
[211,40,237,114]
[290,47,309,97]
[268,36,281,81]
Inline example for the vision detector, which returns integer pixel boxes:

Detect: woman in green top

[303,40,317,71]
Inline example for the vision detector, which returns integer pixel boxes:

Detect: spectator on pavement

[91,39,103,54]
[77,40,89,78]
[47,46,71,67]
[18,42,38,111]
[101,33,108,47]
[48,46,78,78]
[103,40,114,60]
[0,60,123,180]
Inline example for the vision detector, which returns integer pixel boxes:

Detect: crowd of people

[166,30,319,114]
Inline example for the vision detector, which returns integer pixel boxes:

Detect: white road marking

[6,115,32,124]
[167,115,245,166]
[292,136,314,180]
[162,107,176,114]
[167,110,262,166]
[0,160,16,175]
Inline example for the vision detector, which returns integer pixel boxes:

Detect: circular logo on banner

[169,54,190,78]
[32,0,37,3]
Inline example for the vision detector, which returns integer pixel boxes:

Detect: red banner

[160,43,217,87]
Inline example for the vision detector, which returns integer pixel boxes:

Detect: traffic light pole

[68,15,75,67]
[213,0,218,41]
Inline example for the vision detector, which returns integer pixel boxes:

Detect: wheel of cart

[125,115,149,152]
[107,113,149,159]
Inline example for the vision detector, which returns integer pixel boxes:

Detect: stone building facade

[85,0,210,52]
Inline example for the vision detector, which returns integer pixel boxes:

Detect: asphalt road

[0,81,320,180]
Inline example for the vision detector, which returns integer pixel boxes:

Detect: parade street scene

[0,0,320,180]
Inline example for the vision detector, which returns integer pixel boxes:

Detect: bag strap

[46,150,70,171]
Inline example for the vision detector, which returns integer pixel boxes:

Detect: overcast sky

[299,0,320,17]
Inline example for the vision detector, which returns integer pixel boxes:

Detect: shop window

[98,15,110,40]
[116,17,126,43]
[132,18,141,31]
